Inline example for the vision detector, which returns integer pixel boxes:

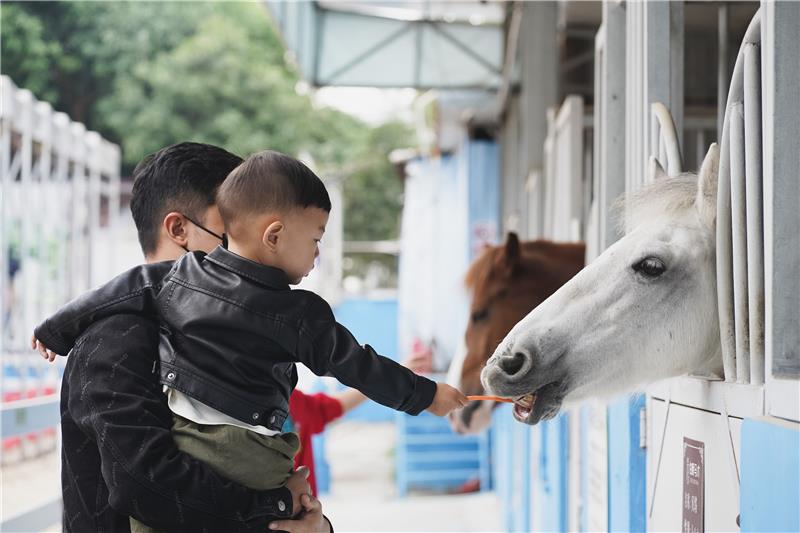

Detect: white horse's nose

[495,349,533,380]
[498,352,526,375]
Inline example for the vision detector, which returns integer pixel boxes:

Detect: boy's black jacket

[35,246,437,431]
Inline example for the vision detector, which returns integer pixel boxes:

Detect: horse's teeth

[516,394,536,409]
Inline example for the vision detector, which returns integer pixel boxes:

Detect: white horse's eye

[633,257,666,278]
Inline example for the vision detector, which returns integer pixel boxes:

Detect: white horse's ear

[648,156,668,181]
[695,143,720,229]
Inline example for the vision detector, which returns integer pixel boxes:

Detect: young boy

[33,150,467,531]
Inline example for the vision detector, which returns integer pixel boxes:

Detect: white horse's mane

[614,174,699,233]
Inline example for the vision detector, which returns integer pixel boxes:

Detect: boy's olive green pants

[130,414,300,533]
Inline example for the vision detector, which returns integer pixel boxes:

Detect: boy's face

[276,207,329,284]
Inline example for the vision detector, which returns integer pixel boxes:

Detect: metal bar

[650,102,683,175]
[495,1,523,117]
[415,20,423,87]
[648,389,672,518]
[1,396,60,437]
[598,0,625,250]
[717,116,737,382]
[323,21,411,84]
[312,1,323,85]
[718,3,730,140]
[18,89,33,350]
[716,10,761,383]
[729,103,750,383]
[743,42,765,385]
[559,49,595,75]
[430,22,503,75]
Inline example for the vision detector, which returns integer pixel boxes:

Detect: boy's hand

[285,466,311,517]
[31,335,57,362]
[426,383,468,417]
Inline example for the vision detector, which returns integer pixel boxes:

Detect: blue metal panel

[466,139,501,259]
[532,413,568,532]
[395,410,489,495]
[333,298,398,422]
[580,407,590,532]
[607,395,646,532]
[1,398,60,438]
[740,417,800,532]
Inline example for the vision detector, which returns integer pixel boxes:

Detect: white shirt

[166,387,278,436]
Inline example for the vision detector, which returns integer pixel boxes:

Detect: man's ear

[695,143,720,229]
[262,220,284,250]
[163,212,189,248]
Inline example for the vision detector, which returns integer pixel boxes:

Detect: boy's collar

[204,246,290,290]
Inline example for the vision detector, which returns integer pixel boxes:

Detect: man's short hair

[217,150,331,235]
[130,142,243,255]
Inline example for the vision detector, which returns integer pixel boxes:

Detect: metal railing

[716,11,765,385]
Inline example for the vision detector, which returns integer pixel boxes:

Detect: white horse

[482,145,723,424]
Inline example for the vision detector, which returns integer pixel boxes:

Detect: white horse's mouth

[513,393,536,420]
[509,381,565,425]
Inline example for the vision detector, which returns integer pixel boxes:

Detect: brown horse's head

[449,232,585,434]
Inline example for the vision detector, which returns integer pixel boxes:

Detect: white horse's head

[482,145,723,425]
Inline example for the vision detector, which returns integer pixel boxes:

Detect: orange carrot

[467,395,515,403]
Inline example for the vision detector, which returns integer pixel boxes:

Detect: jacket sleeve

[34,261,175,356]
[297,294,437,415]
[65,314,294,532]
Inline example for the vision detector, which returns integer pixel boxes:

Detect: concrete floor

[321,420,503,532]
[0,420,504,533]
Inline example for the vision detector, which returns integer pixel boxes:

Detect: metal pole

[717,3,729,142]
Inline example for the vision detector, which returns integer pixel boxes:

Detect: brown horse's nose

[498,351,527,376]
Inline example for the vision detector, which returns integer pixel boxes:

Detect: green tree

[1,1,410,243]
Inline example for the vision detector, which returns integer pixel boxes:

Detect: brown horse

[448,232,585,434]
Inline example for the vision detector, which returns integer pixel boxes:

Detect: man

[58,142,329,532]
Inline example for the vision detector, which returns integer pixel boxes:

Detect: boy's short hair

[217,150,331,234]
[130,142,243,255]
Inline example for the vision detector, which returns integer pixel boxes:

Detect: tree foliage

[1,1,411,242]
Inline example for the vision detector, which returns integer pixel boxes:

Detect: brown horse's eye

[471,309,489,323]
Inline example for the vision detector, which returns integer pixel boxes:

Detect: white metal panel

[762,0,800,422]
[647,399,742,532]
[625,0,684,193]
[592,0,626,257]
[542,96,585,241]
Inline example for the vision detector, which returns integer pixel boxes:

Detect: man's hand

[285,466,311,517]
[426,383,468,416]
[31,335,57,362]
[269,493,330,533]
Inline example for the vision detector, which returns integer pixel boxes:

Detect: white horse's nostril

[499,351,528,376]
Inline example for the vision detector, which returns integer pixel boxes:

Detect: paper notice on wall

[682,437,705,533]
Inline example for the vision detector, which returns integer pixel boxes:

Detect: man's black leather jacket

[35,246,437,431]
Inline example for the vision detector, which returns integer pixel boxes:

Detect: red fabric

[289,389,344,496]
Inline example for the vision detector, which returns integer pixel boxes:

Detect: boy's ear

[262,220,284,250]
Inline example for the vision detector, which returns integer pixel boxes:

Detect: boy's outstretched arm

[427,383,469,416]
[297,293,467,417]
[33,261,175,356]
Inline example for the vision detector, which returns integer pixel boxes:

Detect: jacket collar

[205,246,290,290]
